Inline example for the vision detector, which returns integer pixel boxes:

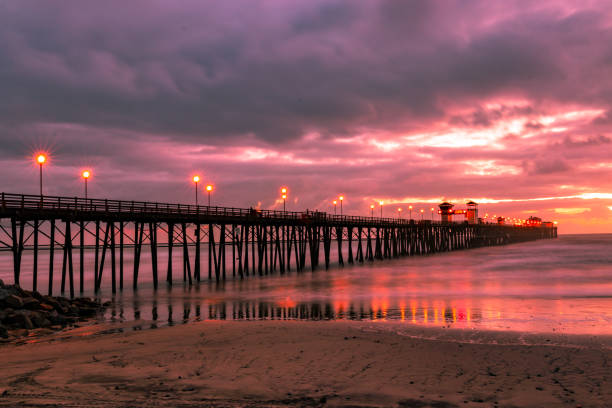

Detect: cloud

[1,1,612,233]
[554,208,591,215]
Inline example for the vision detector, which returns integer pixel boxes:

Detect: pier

[0,192,557,298]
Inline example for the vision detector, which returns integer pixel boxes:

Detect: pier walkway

[0,193,557,298]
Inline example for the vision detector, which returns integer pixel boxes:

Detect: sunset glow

[0,1,610,233]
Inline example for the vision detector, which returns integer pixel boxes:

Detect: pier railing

[0,192,551,229]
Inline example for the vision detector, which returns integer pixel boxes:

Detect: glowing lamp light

[193,175,200,183]
[398,208,402,212]
[82,170,90,179]
[282,194,287,199]
[281,187,287,194]
[379,201,384,205]
[420,209,424,213]
[370,204,375,209]
[408,205,413,209]
[333,200,337,205]
[339,196,344,201]
[206,185,213,192]
[36,154,46,164]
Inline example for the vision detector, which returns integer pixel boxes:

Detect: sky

[1,1,612,234]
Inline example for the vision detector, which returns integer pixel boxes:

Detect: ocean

[1,234,611,335]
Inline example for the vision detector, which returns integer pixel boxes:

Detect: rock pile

[0,279,107,339]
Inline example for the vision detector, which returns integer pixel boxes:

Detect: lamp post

[420,208,424,221]
[36,154,46,196]
[192,175,200,205]
[409,205,413,220]
[431,207,434,221]
[370,204,375,217]
[379,201,384,217]
[398,208,402,219]
[82,170,91,199]
[333,200,337,215]
[206,184,213,206]
[280,187,288,212]
[339,195,344,215]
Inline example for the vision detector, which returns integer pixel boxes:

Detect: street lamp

[370,204,375,217]
[398,208,402,219]
[379,201,384,217]
[82,170,91,199]
[36,154,46,196]
[420,208,424,221]
[431,207,434,221]
[409,205,413,220]
[333,200,337,215]
[339,195,344,215]
[280,187,288,211]
[206,184,213,206]
[192,175,200,205]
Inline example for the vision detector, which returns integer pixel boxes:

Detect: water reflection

[111,292,486,326]
[5,235,612,335]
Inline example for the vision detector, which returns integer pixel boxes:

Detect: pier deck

[0,193,557,298]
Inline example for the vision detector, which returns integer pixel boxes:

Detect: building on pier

[466,201,478,224]
[438,200,479,224]
[438,202,454,223]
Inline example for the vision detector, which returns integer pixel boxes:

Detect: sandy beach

[1,321,610,408]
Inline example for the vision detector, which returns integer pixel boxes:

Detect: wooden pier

[0,193,557,298]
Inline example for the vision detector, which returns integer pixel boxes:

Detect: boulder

[5,295,23,309]
[68,304,80,315]
[22,297,40,310]
[22,315,34,330]
[6,312,34,330]
[42,296,62,312]
[27,311,48,328]
[39,303,54,311]
[30,291,44,301]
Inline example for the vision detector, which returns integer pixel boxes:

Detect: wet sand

[1,321,611,407]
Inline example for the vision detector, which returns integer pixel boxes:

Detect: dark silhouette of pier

[0,192,557,298]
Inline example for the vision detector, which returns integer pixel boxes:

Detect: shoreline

[1,320,610,407]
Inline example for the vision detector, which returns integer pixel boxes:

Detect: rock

[8,312,34,330]
[0,324,8,339]
[10,328,29,337]
[30,291,44,301]
[27,311,47,328]
[22,297,40,310]
[0,278,4,287]
[5,295,23,309]
[39,303,54,311]
[43,296,62,312]
[68,304,80,315]
[22,315,34,330]
[0,288,9,301]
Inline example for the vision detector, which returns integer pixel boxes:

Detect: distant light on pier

[206,184,213,206]
[192,175,200,205]
[82,170,91,199]
[280,187,288,211]
[35,154,47,196]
